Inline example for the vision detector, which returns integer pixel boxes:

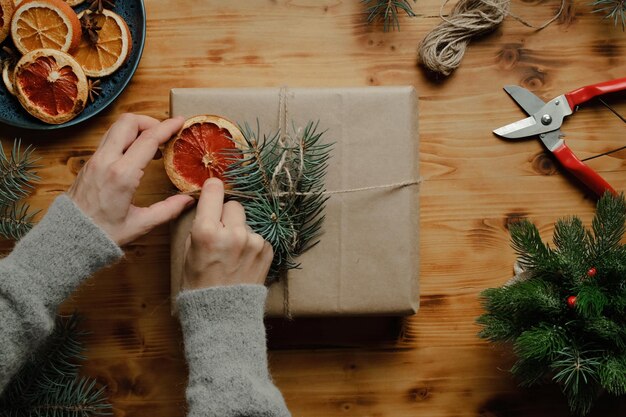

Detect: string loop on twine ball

[418,0,565,77]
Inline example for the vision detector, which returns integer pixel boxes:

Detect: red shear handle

[565,77,626,109]
[552,143,616,197]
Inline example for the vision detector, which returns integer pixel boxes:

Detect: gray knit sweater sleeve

[177,285,291,417]
[0,194,289,416]
[0,194,123,390]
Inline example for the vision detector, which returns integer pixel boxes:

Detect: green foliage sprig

[478,192,626,416]
[362,0,417,31]
[0,139,40,239]
[225,120,331,282]
[591,0,626,29]
[0,314,112,417]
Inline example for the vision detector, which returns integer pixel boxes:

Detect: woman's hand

[68,113,195,246]
[181,178,273,289]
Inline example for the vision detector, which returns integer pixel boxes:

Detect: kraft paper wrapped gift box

[169,86,419,317]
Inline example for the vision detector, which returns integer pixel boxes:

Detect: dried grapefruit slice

[0,0,14,43]
[73,9,130,77]
[2,59,16,95]
[14,48,87,124]
[164,115,246,192]
[10,0,81,54]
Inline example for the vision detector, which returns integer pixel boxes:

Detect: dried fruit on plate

[1,46,18,95]
[0,0,14,43]
[164,115,245,193]
[14,48,88,124]
[2,59,16,95]
[73,9,130,77]
[10,0,81,54]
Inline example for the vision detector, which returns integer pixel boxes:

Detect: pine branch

[553,216,591,280]
[0,202,37,240]
[576,284,608,318]
[599,355,626,395]
[362,0,417,31]
[476,313,518,342]
[591,192,626,259]
[509,220,555,272]
[583,316,626,350]
[480,279,562,321]
[0,314,111,417]
[552,348,602,416]
[591,0,626,29]
[514,325,569,362]
[225,120,332,282]
[3,378,111,417]
[0,139,40,204]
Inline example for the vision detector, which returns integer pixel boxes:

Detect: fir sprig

[0,203,37,240]
[591,0,626,29]
[0,140,40,240]
[0,314,112,417]
[225,120,331,282]
[478,192,626,415]
[0,139,40,204]
[362,0,417,31]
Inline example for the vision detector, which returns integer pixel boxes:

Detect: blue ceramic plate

[0,0,146,130]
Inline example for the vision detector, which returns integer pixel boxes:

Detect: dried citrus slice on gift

[164,115,246,192]
[14,48,87,124]
[10,0,81,54]
[72,9,131,77]
[0,0,14,44]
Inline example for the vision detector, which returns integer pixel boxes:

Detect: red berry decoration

[587,267,597,277]
[567,295,577,309]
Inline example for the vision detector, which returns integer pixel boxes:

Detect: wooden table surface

[2,0,626,416]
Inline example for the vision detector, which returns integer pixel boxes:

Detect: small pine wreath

[478,192,626,415]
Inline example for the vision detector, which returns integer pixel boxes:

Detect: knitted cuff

[177,285,268,325]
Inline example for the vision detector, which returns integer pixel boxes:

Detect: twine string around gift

[418,0,566,77]
[176,86,422,318]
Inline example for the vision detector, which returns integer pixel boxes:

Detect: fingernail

[203,178,222,187]
[185,197,196,208]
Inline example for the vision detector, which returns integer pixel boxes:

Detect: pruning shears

[493,77,626,196]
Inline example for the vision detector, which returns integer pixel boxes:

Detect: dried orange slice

[0,0,14,43]
[10,0,81,54]
[64,0,85,5]
[72,9,130,77]
[14,48,87,124]
[2,59,16,95]
[164,115,246,192]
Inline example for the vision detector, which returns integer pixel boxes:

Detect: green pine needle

[509,220,555,271]
[514,325,568,362]
[599,355,626,395]
[0,202,38,240]
[0,139,40,204]
[552,348,602,416]
[0,314,112,417]
[591,0,626,29]
[362,0,417,31]
[0,139,40,240]
[478,193,626,415]
[225,120,332,282]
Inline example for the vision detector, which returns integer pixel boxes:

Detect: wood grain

[2,0,626,416]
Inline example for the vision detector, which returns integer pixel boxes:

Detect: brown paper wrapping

[170,87,419,317]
